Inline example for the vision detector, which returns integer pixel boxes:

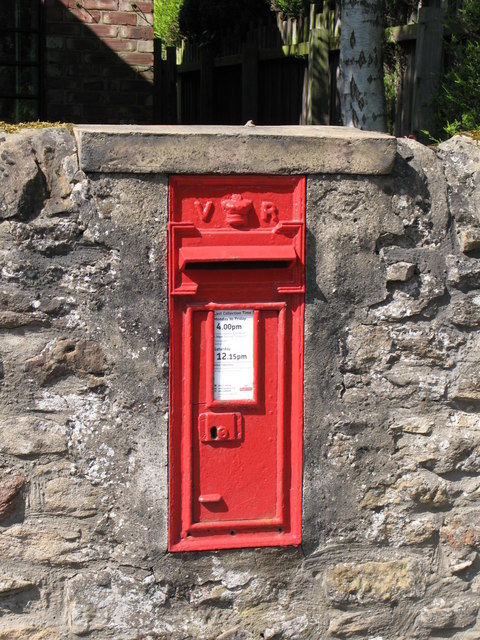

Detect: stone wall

[45,0,154,123]
[0,125,480,639]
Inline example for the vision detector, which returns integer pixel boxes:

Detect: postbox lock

[199,413,242,443]
[221,194,252,228]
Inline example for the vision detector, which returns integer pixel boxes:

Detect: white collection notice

[213,310,254,401]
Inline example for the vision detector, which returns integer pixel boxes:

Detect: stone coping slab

[75,125,396,175]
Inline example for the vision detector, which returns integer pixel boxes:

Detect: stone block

[450,365,480,402]
[65,570,169,637]
[325,559,426,604]
[75,125,396,175]
[446,254,480,289]
[0,416,67,456]
[0,628,58,640]
[414,595,479,633]
[373,273,445,321]
[0,476,27,521]
[0,523,85,565]
[457,225,480,252]
[43,477,100,518]
[25,338,105,385]
[441,511,480,550]
[0,574,35,596]
[449,293,480,327]
[386,261,416,282]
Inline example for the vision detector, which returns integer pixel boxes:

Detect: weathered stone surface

[325,560,426,604]
[0,135,48,221]
[25,338,105,385]
[449,292,480,327]
[441,511,480,549]
[0,522,87,565]
[75,125,397,175]
[0,476,26,520]
[0,309,49,328]
[395,424,480,474]
[373,273,445,321]
[457,224,480,252]
[386,260,416,282]
[390,415,433,434]
[439,135,480,226]
[446,254,480,289]
[0,574,35,596]
[0,128,75,222]
[65,570,170,638]
[0,416,67,456]
[43,477,100,518]
[0,628,58,640]
[414,595,479,634]
[450,365,480,402]
[327,610,386,638]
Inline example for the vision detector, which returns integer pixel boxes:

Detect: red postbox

[168,175,305,552]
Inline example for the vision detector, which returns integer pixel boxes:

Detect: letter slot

[168,175,305,552]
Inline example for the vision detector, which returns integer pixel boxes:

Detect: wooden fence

[154,4,445,137]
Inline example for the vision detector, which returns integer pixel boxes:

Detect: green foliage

[434,0,480,139]
[384,56,400,135]
[384,0,421,27]
[269,0,306,19]
[154,0,183,44]
[154,0,304,45]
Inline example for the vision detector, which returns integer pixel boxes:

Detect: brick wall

[45,0,154,123]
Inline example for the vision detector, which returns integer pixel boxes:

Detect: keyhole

[210,426,218,440]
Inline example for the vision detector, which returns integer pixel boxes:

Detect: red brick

[83,0,118,9]
[118,25,153,39]
[67,7,101,23]
[137,39,154,53]
[101,10,137,25]
[119,0,152,11]
[104,38,137,51]
[86,23,119,37]
[118,51,153,65]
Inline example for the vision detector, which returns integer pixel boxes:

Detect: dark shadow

[178,0,271,47]
[43,0,154,123]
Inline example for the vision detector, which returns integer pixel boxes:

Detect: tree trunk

[339,0,387,132]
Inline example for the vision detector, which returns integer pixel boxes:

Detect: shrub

[154,0,183,44]
[269,0,306,19]
[434,0,480,138]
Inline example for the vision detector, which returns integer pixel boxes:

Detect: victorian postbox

[168,175,305,552]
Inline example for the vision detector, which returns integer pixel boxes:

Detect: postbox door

[168,175,304,552]
[192,305,284,525]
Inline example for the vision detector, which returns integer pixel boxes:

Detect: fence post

[242,41,258,124]
[411,6,444,137]
[306,27,329,124]
[199,47,213,124]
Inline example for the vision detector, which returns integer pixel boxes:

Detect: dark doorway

[0,0,43,122]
